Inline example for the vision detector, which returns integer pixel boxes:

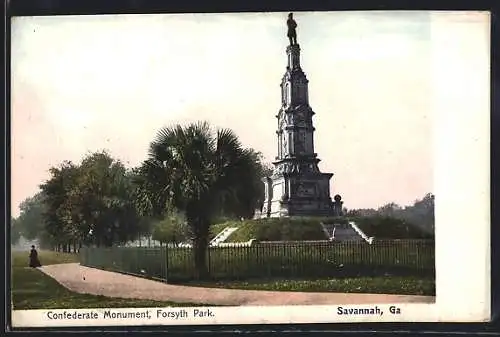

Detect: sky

[11,11,434,217]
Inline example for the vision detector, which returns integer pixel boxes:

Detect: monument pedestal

[263,172,334,218]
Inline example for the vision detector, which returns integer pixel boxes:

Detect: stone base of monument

[260,194,343,219]
[270,200,334,218]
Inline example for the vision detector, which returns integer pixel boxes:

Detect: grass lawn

[11,249,81,267]
[10,250,217,310]
[182,276,436,296]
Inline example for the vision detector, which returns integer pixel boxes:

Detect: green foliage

[352,215,433,239]
[400,193,435,234]
[39,160,81,247]
[186,276,435,296]
[247,151,274,214]
[151,211,190,245]
[347,193,435,236]
[38,151,145,249]
[141,122,265,222]
[10,217,21,246]
[14,193,47,242]
[73,151,144,246]
[136,121,266,278]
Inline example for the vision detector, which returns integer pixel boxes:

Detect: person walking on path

[29,245,42,268]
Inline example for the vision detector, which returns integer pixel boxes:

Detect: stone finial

[332,194,344,216]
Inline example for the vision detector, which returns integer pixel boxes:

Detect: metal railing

[80,239,435,283]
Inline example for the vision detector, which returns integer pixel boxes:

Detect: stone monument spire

[259,19,343,218]
[276,43,318,168]
[286,44,301,70]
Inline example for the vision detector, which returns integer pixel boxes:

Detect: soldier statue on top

[287,13,298,46]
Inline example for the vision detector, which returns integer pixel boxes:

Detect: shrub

[351,215,433,239]
[151,211,190,245]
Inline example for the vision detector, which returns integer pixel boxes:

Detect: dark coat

[29,248,42,268]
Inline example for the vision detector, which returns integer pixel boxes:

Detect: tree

[354,215,432,239]
[347,208,377,217]
[219,149,272,219]
[39,152,145,250]
[16,192,46,241]
[151,211,189,246]
[39,160,80,251]
[377,202,402,217]
[69,151,144,247]
[347,193,435,238]
[137,121,262,279]
[397,193,435,234]
[251,152,274,214]
[10,217,21,246]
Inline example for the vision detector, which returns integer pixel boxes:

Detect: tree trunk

[192,236,209,280]
[189,215,210,281]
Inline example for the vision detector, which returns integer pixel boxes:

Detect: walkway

[40,263,435,306]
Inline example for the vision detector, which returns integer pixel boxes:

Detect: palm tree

[136,121,262,279]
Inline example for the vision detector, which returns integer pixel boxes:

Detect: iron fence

[80,239,435,283]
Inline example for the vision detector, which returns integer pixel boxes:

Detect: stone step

[320,222,374,243]
[209,227,239,246]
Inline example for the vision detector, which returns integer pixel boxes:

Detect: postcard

[9,10,491,328]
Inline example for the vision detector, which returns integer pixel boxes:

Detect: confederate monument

[260,13,344,218]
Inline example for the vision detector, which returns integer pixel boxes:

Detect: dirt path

[40,263,435,306]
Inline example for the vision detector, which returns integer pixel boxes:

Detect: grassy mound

[218,217,329,242]
[210,215,433,243]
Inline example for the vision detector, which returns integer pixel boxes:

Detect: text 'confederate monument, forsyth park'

[260,13,344,218]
